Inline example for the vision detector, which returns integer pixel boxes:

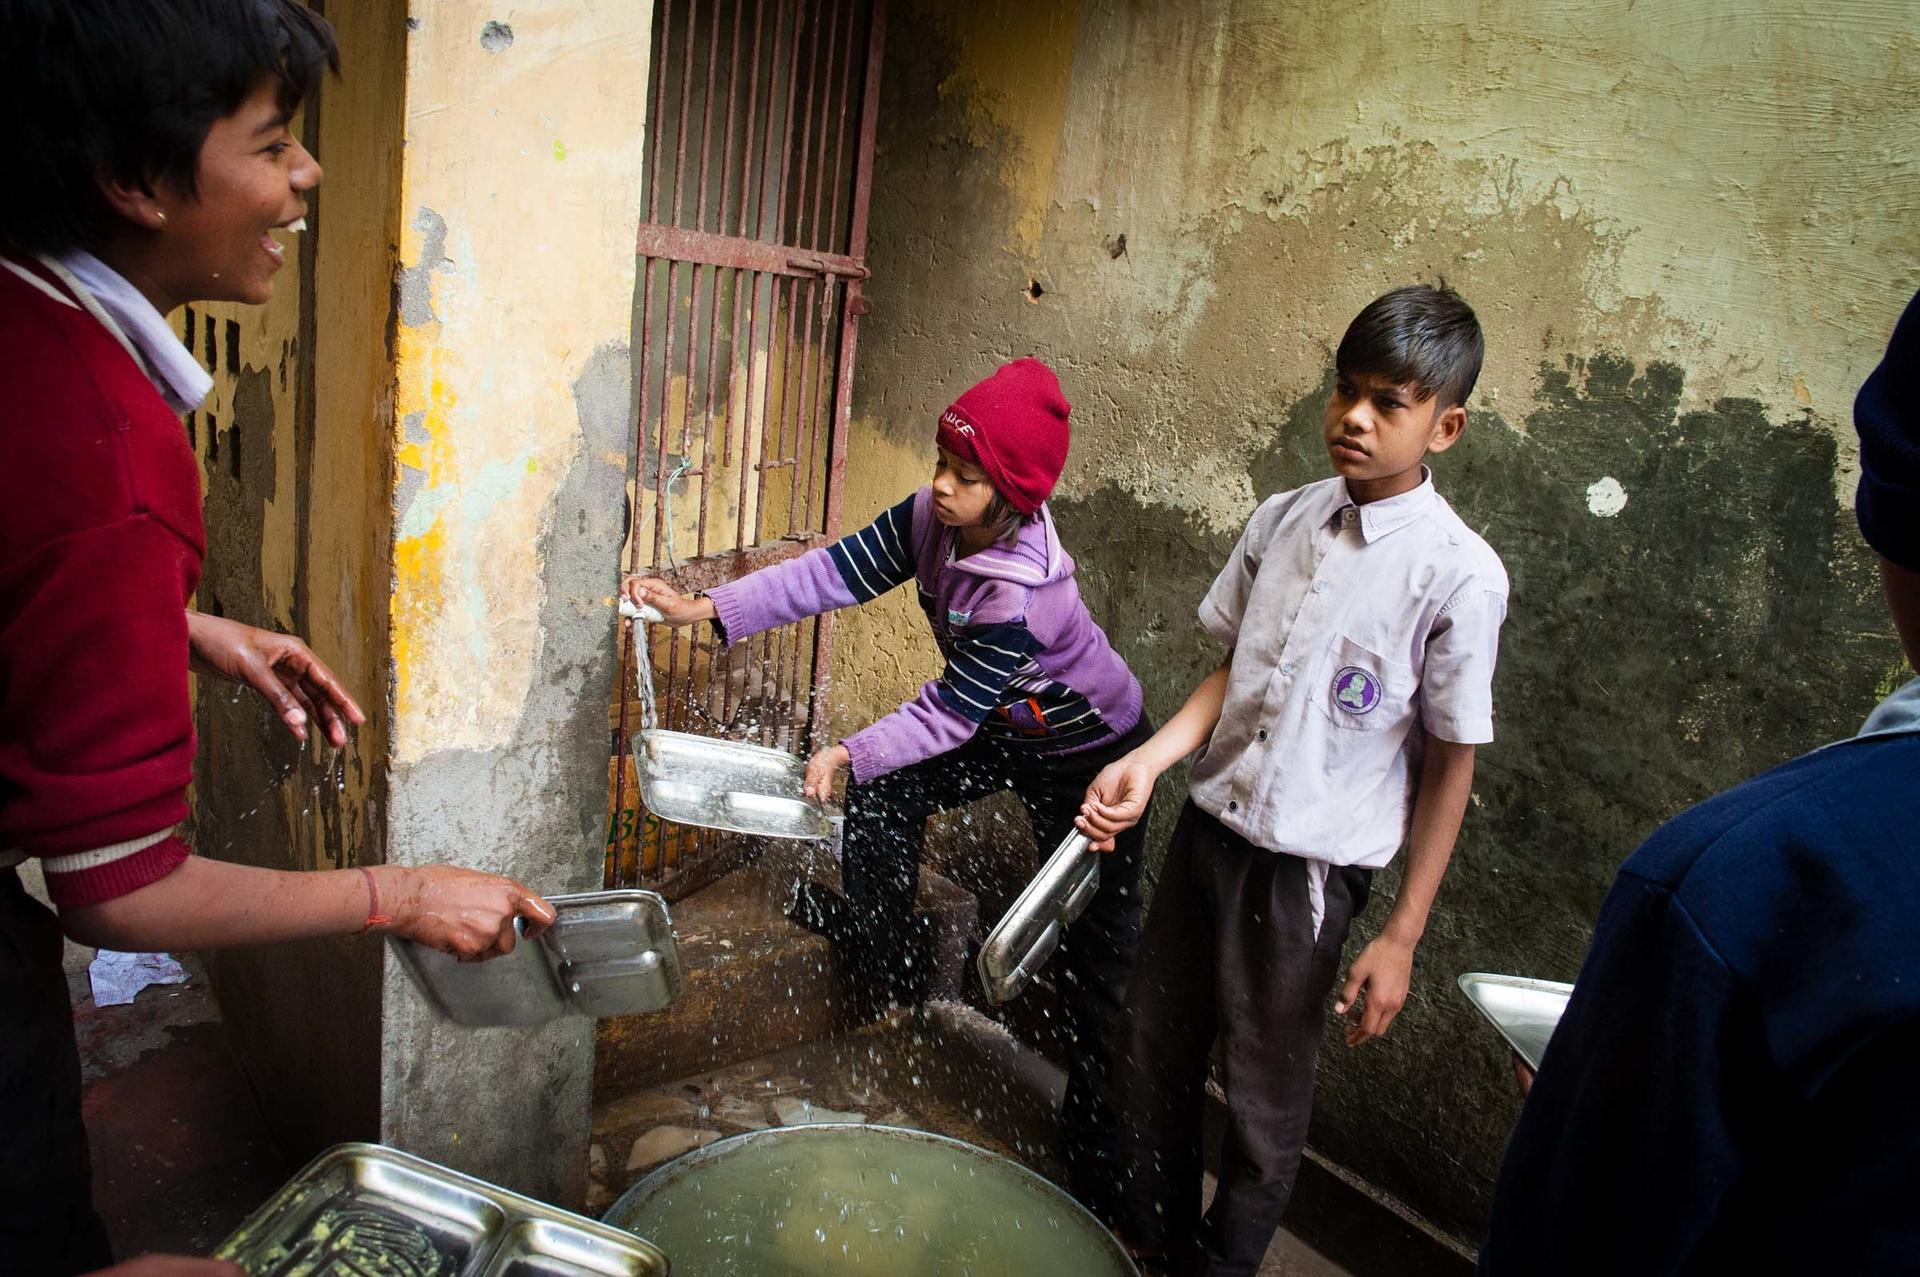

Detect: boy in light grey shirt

[1078,286,1507,1276]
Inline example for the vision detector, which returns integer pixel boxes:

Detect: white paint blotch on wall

[1586,476,1629,518]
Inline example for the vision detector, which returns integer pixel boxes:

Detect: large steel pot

[603,1123,1139,1275]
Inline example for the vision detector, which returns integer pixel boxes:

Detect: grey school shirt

[1189,471,1508,883]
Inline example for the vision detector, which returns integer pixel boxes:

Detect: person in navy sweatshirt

[1478,290,1920,1275]
[625,357,1153,1222]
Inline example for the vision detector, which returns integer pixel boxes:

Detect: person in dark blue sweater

[1480,291,1920,1276]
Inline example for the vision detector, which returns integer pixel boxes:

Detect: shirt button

[1257,729,1269,742]
[1343,509,1357,522]
[1228,800,1239,812]
[1280,661,1293,676]
[1312,580,1326,593]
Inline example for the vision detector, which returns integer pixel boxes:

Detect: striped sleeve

[705,494,919,646]
[935,622,1041,723]
[840,621,1043,782]
[824,495,916,603]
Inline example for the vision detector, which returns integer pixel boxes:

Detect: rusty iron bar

[693,0,721,233]
[804,0,845,255]
[769,0,805,262]
[615,0,681,879]
[615,0,689,874]
[788,276,816,538]
[807,0,885,753]
[715,0,755,464]
[714,0,744,236]
[633,224,868,279]
[614,0,881,885]
[787,1,825,252]
[781,275,825,747]
[736,0,768,241]
[825,0,859,255]
[672,0,699,228]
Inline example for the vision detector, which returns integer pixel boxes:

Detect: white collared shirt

[45,251,212,414]
[1189,470,1508,873]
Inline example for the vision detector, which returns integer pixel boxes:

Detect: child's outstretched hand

[1075,754,1155,851]
[1334,932,1416,1046]
[621,575,716,627]
[803,743,850,802]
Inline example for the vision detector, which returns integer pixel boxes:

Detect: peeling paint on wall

[390,6,653,762]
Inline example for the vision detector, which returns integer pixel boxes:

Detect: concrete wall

[379,1,651,1207]
[192,0,408,1153]
[835,0,1920,1242]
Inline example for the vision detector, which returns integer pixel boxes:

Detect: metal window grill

[608,0,885,897]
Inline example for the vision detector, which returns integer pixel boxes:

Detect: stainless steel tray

[633,728,839,841]
[393,890,682,1028]
[1457,972,1575,1070]
[977,831,1101,1004]
[619,598,839,841]
[215,1142,669,1276]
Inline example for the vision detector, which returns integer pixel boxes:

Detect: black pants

[1,868,112,1274]
[1115,803,1371,1277]
[839,717,1154,1222]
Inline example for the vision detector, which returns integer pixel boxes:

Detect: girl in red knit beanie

[627,356,1155,1225]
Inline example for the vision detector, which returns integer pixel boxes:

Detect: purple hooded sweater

[705,487,1143,782]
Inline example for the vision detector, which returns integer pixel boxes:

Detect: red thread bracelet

[357,866,392,933]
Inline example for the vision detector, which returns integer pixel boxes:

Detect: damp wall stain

[832,0,1918,1241]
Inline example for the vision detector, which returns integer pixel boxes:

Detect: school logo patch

[1333,667,1382,715]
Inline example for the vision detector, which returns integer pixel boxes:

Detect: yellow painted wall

[391,6,653,762]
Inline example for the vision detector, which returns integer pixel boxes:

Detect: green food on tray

[252,1203,452,1277]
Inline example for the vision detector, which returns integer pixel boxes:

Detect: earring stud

[155,211,167,225]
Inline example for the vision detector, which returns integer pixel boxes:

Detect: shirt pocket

[1315,635,1414,733]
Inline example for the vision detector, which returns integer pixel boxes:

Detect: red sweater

[0,259,198,907]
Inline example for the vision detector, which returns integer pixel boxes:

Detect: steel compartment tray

[394,890,682,1028]
[1456,972,1575,1071]
[215,1142,668,1276]
[977,830,1102,1004]
[632,728,839,840]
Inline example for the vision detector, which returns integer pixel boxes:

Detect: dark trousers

[1116,803,1371,1277]
[1,868,113,1274]
[839,718,1154,1222]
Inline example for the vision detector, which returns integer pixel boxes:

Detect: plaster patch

[1585,475,1629,518]
[399,208,453,328]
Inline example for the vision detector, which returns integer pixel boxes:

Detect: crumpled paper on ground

[88,949,189,1007]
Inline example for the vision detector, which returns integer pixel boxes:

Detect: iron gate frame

[611,0,886,898]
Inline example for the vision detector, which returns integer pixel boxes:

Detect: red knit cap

[935,357,1071,514]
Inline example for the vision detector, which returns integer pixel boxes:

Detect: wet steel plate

[216,1142,668,1276]
[977,831,1102,1005]
[1457,972,1575,1070]
[394,890,683,1028]
[633,728,839,841]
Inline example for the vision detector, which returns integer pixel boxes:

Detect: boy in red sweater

[0,4,553,1273]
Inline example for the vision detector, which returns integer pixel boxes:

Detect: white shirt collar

[1332,467,1437,543]
[52,251,212,414]
[1858,676,1920,740]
